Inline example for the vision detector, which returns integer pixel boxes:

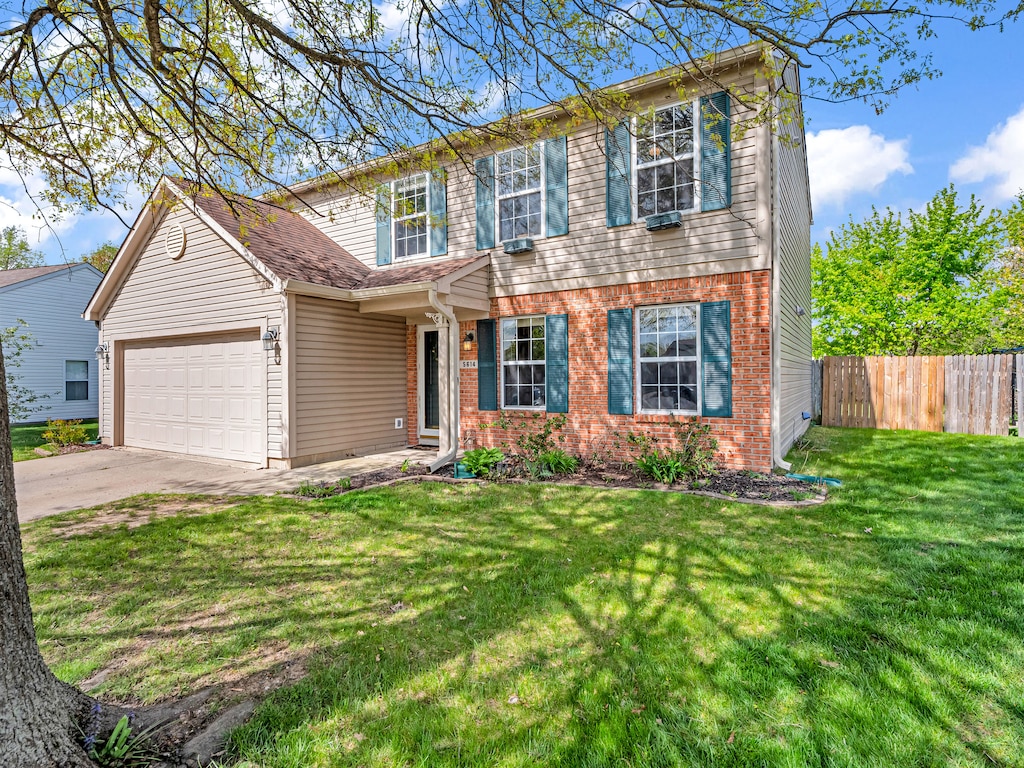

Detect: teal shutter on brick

[545,314,568,413]
[607,308,633,415]
[477,319,497,411]
[606,122,632,227]
[475,157,495,250]
[429,170,447,256]
[545,137,568,237]
[700,92,731,212]
[700,300,732,417]
[375,184,391,266]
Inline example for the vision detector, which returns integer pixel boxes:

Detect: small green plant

[86,713,158,768]
[42,418,87,447]
[400,459,411,473]
[339,476,352,490]
[537,449,579,476]
[629,418,718,485]
[635,452,686,484]
[295,480,336,498]
[461,447,505,477]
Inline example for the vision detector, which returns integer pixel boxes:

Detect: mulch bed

[296,460,826,506]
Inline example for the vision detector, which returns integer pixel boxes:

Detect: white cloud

[806,125,913,210]
[0,167,73,250]
[949,105,1024,202]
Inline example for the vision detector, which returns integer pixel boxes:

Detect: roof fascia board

[281,278,442,302]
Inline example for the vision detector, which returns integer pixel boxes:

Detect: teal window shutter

[606,122,632,227]
[429,170,447,257]
[607,308,633,414]
[475,157,495,250]
[477,319,497,411]
[375,184,391,266]
[700,92,731,212]
[544,137,568,237]
[545,314,568,413]
[700,300,732,417]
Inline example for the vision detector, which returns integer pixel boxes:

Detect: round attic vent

[165,223,187,261]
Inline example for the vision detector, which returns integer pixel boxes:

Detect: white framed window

[634,101,699,219]
[637,304,699,413]
[65,360,89,402]
[393,174,429,259]
[496,144,544,242]
[501,316,546,409]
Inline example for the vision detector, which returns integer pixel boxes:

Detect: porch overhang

[279,255,491,322]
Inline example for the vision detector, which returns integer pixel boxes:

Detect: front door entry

[420,328,440,444]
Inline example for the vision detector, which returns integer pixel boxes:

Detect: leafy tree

[991,192,1024,349]
[812,186,1005,356]
[0,227,44,270]
[1,323,44,422]
[0,0,1021,763]
[80,242,119,273]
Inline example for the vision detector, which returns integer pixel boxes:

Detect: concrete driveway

[14,446,431,523]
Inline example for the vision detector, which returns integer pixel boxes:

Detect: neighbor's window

[638,304,698,412]
[501,316,545,408]
[393,174,428,259]
[496,144,543,242]
[635,103,696,218]
[65,360,88,401]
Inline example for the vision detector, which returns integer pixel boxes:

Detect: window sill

[501,405,547,412]
[635,410,699,420]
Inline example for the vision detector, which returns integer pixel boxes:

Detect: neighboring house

[85,45,812,471]
[0,263,103,422]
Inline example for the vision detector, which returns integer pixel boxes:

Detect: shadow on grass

[24,428,1024,766]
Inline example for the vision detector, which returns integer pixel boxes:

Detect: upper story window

[635,102,697,218]
[637,304,699,413]
[496,144,543,242]
[393,174,429,260]
[501,315,546,409]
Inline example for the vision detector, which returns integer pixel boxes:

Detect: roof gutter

[278,278,438,302]
[427,289,460,472]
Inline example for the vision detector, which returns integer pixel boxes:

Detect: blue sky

[3,15,1022,265]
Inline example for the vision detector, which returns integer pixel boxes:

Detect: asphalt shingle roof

[0,264,74,289]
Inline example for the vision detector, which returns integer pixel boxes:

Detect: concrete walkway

[15,446,433,523]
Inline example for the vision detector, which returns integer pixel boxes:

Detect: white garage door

[123,334,263,464]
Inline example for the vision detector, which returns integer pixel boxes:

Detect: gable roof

[0,264,75,289]
[179,182,371,290]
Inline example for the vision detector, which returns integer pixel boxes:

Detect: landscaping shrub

[629,418,718,484]
[42,418,88,447]
[461,447,505,477]
[537,449,579,476]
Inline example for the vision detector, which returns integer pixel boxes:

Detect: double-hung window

[637,304,698,413]
[635,102,697,218]
[496,145,543,242]
[393,174,428,260]
[501,316,546,408]
[65,360,89,401]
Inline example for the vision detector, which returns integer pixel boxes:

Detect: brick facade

[406,270,773,471]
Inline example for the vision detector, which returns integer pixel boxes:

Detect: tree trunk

[0,343,95,767]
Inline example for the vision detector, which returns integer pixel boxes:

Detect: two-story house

[84,45,812,472]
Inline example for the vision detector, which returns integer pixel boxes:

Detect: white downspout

[770,93,792,472]
[427,289,460,472]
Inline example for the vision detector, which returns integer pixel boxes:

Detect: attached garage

[121,333,264,464]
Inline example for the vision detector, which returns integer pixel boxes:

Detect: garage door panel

[123,334,262,463]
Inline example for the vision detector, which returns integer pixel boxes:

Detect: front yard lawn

[12,420,98,461]
[21,427,1024,766]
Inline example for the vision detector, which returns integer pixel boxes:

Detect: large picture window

[501,316,546,408]
[496,145,543,242]
[65,360,89,401]
[637,304,698,413]
[635,103,696,218]
[393,174,428,259]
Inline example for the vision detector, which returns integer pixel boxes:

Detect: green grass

[21,427,1024,767]
[11,420,99,461]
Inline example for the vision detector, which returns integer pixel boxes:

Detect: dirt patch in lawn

[49,496,239,538]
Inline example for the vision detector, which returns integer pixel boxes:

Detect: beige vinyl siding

[448,267,490,304]
[297,68,767,294]
[774,64,813,455]
[99,205,284,458]
[292,295,407,463]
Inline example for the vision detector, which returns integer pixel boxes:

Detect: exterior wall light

[262,327,280,352]
[462,330,475,352]
[94,343,109,369]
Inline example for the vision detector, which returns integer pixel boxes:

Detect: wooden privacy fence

[819,354,1019,436]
